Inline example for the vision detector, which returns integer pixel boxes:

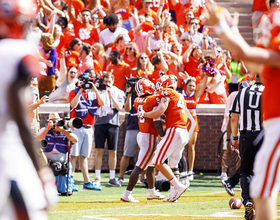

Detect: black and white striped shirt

[230,82,264,132]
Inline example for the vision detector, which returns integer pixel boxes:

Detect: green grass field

[47,172,280,220]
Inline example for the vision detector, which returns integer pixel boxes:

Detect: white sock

[169,177,180,188]
[148,187,155,192]
[95,170,101,179]
[125,189,132,194]
[110,170,115,179]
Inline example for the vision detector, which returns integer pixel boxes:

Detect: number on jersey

[177,94,186,114]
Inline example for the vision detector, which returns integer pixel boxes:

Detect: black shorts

[94,124,119,150]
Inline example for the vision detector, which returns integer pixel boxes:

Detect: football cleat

[147,190,165,200]
[120,192,139,202]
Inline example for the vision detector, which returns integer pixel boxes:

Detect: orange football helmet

[135,78,155,97]
[155,75,177,93]
[0,0,37,39]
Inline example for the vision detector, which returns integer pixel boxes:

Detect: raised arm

[68,0,76,24]
[205,0,280,69]
[195,75,208,101]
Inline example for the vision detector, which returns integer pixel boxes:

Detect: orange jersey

[122,56,137,68]
[260,9,280,120]
[135,0,169,12]
[64,0,85,19]
[66,50,80,69]
[148,68,163,84]
[130,68,152,78]
[107,62,131,91]
[158,88,188,129]
[93,58,103,78]
[183,56,200,77]
[114,5,134,20]
[134,95,161,135]
[63,21,75,49]
[138,9,157,22]
[253,0,268,11]
[74,21,99,45]
[174,3,203,27]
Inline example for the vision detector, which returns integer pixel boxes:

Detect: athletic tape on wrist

[214,20,230,36]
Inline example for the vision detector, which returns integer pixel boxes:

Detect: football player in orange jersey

[120,78,165,202]
[140,75,190,202]
[206,1,280,219]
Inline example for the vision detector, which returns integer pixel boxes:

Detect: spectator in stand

[133,16,155,53]
[112,0,135,31]
[107,50,131,91]
[182,17,209,49]
[149,51,169,84]
[49,53,78,103]
[68,4,99,45]
[131,53,154,78]
[111,34,129,56]
[171,0,204,28]
[227,53,247,94]
[93,72,125,187]
[181,75,208,180]
[69,72,104,191]
[78,43,94,76]
[180,10,195,33]
[180,34,193,55]
[38,33,58,98]
[138,0,157,22]
[99,14,130,58]
[182,44,203,78]
[122,42,140,69]
[165,43,185,92]
[144,23,165,59]
[92,42,107,71]
[202,56,227,104]
[211,45,231,95]
[163,21,179,43]
[66,38,82,69]
[90,12,104,34]
[156,7,172,26]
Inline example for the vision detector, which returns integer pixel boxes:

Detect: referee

[230,74,264,220]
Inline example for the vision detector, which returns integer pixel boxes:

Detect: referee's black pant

[239,131,263,206]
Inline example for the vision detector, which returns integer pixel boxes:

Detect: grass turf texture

[48,172,280,220]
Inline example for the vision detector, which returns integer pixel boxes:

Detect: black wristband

[226,139,231,141]
[233,136,238,140]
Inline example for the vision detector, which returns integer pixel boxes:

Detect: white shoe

[93,177,101,187]
[120,192,139,202]
[147,190,165,200]
[164,184,187,202]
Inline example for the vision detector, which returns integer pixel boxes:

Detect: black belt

[83,125,92,129]
[240,130,260,134]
